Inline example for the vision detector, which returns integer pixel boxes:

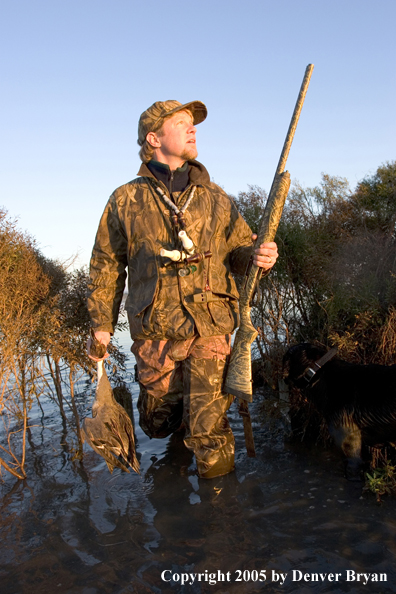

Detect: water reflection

[1,330,396,593]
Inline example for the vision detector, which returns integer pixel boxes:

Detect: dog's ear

[286,343,309,365]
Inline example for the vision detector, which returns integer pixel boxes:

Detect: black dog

[283,343,396,480]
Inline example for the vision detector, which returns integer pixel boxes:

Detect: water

[1,330,396,593]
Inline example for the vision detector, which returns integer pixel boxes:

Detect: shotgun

[224,64,314,412]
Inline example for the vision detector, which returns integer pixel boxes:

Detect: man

[87,100,278,479]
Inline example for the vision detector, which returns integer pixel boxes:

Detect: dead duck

[82,350,140,474]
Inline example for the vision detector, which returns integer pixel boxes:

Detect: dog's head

[282,343,327,388]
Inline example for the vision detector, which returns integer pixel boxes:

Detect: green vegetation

[365,455,396,503]
[365,465,396,502]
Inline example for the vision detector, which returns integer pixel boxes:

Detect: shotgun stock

[224,64,314,403]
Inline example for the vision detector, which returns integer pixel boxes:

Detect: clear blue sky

[1,0,395,266]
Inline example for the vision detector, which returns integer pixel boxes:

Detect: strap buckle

[303,366,319,384]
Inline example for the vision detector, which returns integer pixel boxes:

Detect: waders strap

[238,399,256,458]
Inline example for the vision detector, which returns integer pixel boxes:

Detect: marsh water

[1,330,396,594]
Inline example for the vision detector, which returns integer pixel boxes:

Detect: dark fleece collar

[138,159,211,187]
[147,160,189,193]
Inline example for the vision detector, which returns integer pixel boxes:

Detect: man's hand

[251,235,278,270]
[87,330,111,361]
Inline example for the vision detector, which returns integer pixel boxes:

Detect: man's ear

[146,131,161,148]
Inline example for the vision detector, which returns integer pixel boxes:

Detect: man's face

[151,110,198,165]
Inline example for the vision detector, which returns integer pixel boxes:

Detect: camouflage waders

[132,335,235,478]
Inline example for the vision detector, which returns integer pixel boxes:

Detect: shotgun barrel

[224,64,314,402]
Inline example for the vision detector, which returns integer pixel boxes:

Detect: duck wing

[82,412,131,473]
[103,401,140,474]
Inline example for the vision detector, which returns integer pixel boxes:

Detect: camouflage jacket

[87,160,253,340]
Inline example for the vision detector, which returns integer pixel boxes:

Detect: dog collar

[302,346,338,385]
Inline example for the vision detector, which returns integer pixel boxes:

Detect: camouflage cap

[138,100,207,146]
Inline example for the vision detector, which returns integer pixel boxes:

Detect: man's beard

[181,145,198,161]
